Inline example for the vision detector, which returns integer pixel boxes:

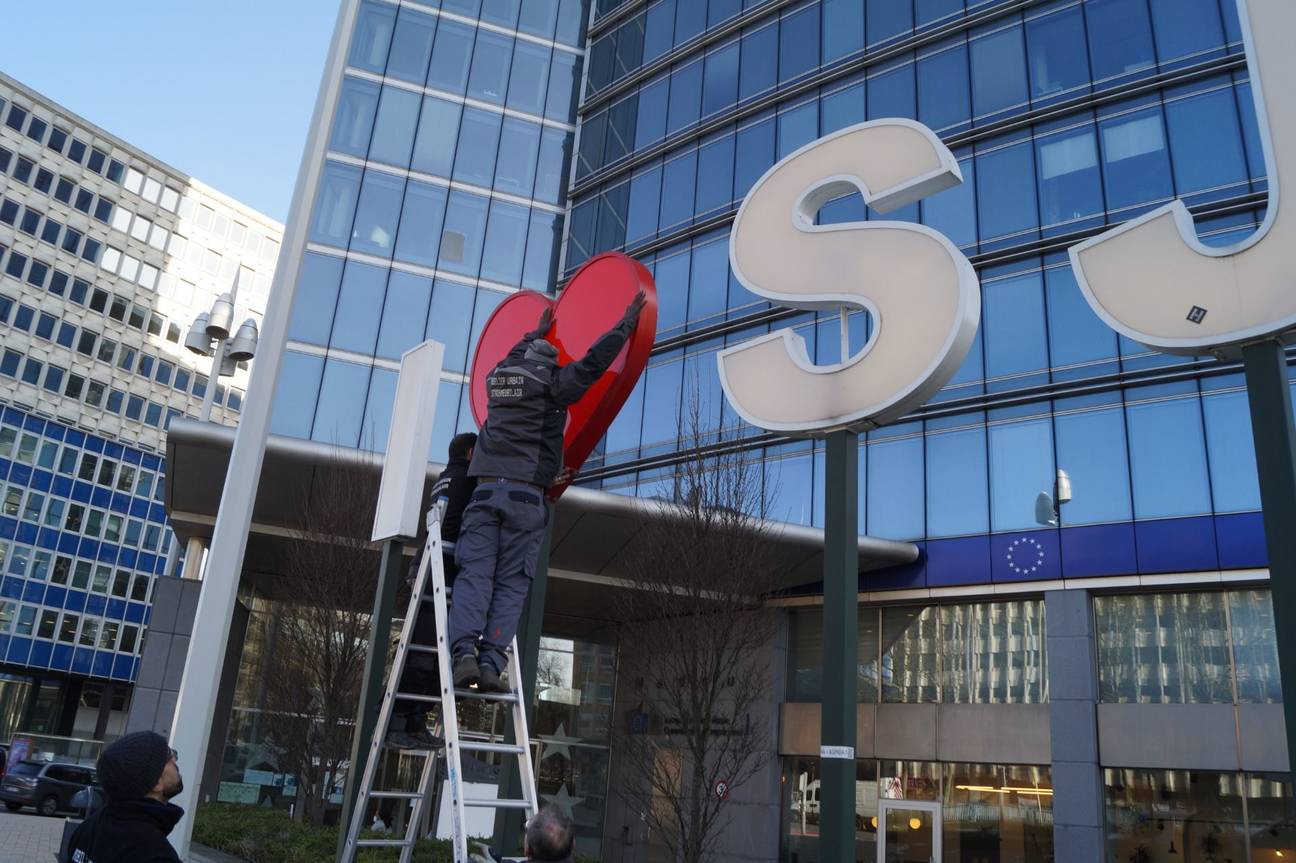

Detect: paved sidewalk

[0,808,245,862]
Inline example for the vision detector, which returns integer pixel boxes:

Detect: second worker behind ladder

[450,291,647,693]
[386,431,478,751]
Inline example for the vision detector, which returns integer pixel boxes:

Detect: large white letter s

[1069,0,1295,356]
[718,120,981,434]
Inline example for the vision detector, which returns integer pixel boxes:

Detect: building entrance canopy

[163,418,917,619]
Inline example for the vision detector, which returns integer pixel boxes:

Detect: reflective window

[394,180,447,268]
[988,417,1054,531]
[1085,0,1156,83]
[312,360,372,447]
[659,150,698,233]
[427,20,475,94]
[926,426,989,537]
[702,42,739,118]
[626,165,662,244]
[983,273,1048,380]
[349,1,396,74]
[330,261,387,355]
[868,62,915,120]
[350,170,405,257]
[921,155,976,248]
[971,26,1028,117]
[918,45,971,131]
[634,76,669,150]
[778,101,819,158]
[977,140,1038,240]
[1165,87,1248,197]
[507,42,551,116]
[1148,0,1225,63]
[270,352,325,439]
[375,272,432,361]
[438,190,489,276]
[411,96,462,179]
[1202,391,1260,513]
[779,5,820,83]
[453,108,502,187]
[468,30,513,105]
[1055,407,1132,525]
[786,607,880,703]
[545,51,580,123]
[288,253,344,345]
[1036,127,1102,227]
[940,601,1047,703]
[822,0,864,62]
[369,85,421,167]
[739,23,778,101]
[640,359,684,451]
[386,6,437,85]
[362,366,398,451]
[480,200,530,285]
[534,128,570,206]
[734,116,775,200]
[868,435,924,540]
[667,60,703,135]
[883,605,939,702]
[1025,6,1090,100]
[1228,590,1281,704]
[1099,108,1173,211]
[1126,397,1212,518]
[1095,592,1233,703]
[522,211,558,291]
[1045,266,1117,368]
[309,162,362,248]
[331,77,379,158]
[519,0,560,39]
[496,118,541,197]
[426,279,477,372]
[821,82,865,134]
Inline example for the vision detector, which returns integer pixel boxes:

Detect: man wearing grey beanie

[66,730,184,862]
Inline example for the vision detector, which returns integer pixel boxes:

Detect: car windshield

[9,762,41,776]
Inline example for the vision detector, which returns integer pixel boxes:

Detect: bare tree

[259,454,380,824]
[611,395,782,863]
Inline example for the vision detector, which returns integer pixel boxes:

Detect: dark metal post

[1241,339,1296,788]
[820,430,859,861]
[337,538,405,859]
[493,522,554,857]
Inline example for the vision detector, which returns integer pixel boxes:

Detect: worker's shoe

[476,662,510,694]
[452,652,480,688]
[385,728,444,751]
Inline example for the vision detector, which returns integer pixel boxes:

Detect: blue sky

[4,1,337,223]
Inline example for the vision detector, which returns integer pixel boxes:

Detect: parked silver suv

[0,760,98,816]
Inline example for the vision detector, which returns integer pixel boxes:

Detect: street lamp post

[170,268,260,582]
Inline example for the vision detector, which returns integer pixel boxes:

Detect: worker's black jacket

[468,317,635,487]
[407,457,476,584]
[66,798,183,863]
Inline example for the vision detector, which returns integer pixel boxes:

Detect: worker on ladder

[450,291,647,692]
[385,432,478,751]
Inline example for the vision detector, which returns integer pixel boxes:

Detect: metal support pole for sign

[820,429,859,861]
[1241,339,1296,790]
[492,522,553,856]
[337,538,405,859]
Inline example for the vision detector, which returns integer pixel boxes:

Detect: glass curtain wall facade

[272,0,588,460]
[0,75,281,743]
[566,0,1273,590]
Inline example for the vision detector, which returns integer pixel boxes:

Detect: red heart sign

[469,252,658,499]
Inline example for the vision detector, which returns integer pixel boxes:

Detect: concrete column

[93,683,117,740]
[180,536,208,580]
[1045,589,1105,862]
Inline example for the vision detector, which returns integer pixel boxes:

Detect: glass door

[878,799,941,863]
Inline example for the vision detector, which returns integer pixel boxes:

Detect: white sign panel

[719,119,981,434]
[1069,0,1292,356]
[820,745,856,760]
[372,340,445,542]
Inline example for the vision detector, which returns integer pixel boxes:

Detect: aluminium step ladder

[341,499,540,862]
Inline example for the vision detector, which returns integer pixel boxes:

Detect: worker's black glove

[620,290,647,327]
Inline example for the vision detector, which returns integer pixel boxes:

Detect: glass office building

[247,0,1288,860]
[0,73,280,745]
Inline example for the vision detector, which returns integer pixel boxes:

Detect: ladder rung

[394,692,439,703]
[357,839,415,847]
[458,740,526,755]
[451,687,518,703]
[407,644,438,653]
[464,797,533,809]
[369,791,423,799]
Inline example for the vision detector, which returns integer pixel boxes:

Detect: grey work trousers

[448,479,547,673]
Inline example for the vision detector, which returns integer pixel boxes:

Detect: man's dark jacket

[469,317,635,487]
[66,798,183,863]
[407,456,476,584]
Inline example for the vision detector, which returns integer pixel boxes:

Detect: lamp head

[226,318,259,362]
[185,313,215,356]
[206,292,234,338]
